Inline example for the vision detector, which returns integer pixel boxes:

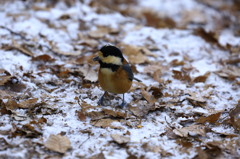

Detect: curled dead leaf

[9,40,34,56]
[19,98,38,109]
[111,134,130,144]
[215,66,240,81]
[173,124,206,137]
[229,103,240,131]
[196,112,221,124]
[0,69,12,86]
[78,67,98,82]
[186,91,206,106]
[32,54,55,62]
[191,72,210,83]
[121,44,148,64]
[44,134,71,153]
[91,119,124,129]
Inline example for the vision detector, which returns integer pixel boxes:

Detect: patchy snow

[0,0,239,159]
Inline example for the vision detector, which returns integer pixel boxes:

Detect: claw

[119,100,127,108]
[119,93,127,108]
[98,91,107,106]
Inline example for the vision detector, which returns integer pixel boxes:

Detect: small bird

[93,44,139,107]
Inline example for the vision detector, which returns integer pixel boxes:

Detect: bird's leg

[119,93,127,108]
[98,91,107,106]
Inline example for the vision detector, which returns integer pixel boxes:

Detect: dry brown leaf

[173,124,206,137]
[102,109,127,118]
[91,119,124,129]
[77,110,86,121]
[3,40,34,56]
[142,10,176,28]
[44,134,71,153]
[142,143,173,157]
[181,10,207,27]
[5,99,21,110]
[78,67,98,82]
[170,59,185,66]
[89,152,105,159]
[172,70,191,82]
[111,134,130,144]
[193,28,222,48]
[32,54,55,62]
[0,69,12,86]
[121,44,148,64]
[83,109,105,120]
[192,72,210,83]
[80,102,97,112]
[88,27,109,39]
[129,102,156,117]
[186,91,206,106]
[196,112,221,124]
[18,98,38,109]
[78,39,99,48]
[141,88,156,104]
[0,76,12,86]
[229,103,240,131]
[215,66,240,81]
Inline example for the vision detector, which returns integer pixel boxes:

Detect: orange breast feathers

[98,64,132,94]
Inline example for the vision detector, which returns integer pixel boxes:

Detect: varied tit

[93,44,140,107]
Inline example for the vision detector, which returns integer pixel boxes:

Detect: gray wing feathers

[122,64,134,81]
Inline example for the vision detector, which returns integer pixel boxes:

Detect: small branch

[0,26,30,41]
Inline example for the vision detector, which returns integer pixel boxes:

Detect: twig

[0,25,30,41]
[78,135,90,148]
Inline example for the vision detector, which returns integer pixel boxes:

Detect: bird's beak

[93,56,100,61]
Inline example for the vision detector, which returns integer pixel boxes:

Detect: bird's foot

[119,101,128,108]
[97,96,104,106]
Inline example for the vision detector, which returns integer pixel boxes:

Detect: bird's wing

[122,64,134,81]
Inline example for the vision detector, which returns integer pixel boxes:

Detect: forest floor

[0,0,240,158]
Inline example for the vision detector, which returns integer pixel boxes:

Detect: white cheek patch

[100,68,114,74]
[102,56,122,65]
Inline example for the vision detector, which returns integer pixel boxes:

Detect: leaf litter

[0,0,239,159]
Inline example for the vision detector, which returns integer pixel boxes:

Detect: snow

[0,0,239,159]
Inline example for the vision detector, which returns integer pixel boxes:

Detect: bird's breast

[98,67,132,94]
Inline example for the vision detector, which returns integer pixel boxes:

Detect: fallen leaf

[78,67,98,82]
[142,143,173,157]
[121,44,148,64]
[142,10,176,28]
[88,27,109,39]
[2,40,34,56]
[170,59,185,66]
[111,134,130,144]
[229,103,240,131]
[89,152,105,159]
[32,54,55,62]
[172,70,191,82]
[191,72,210,83]
[44,134,71,153]
[186,91,206,106]
[196,112,221,124]
[77,110,86,121]
[102,109,127,118]
[141,88,156,104]
[215,66,240,81]
[0,138,10,151]
[18,98,38,109]
[91,119,124,129]
[0,69,12,86]
[173,124,206,137]
[193,28,222,48]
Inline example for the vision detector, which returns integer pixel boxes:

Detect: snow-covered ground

[0,0,239,158]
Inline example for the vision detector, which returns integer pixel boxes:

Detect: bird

[93,44,140,107]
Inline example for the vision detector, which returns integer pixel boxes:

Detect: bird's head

[93,44,124,65]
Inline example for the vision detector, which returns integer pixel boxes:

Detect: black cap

[100,45,123,59]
